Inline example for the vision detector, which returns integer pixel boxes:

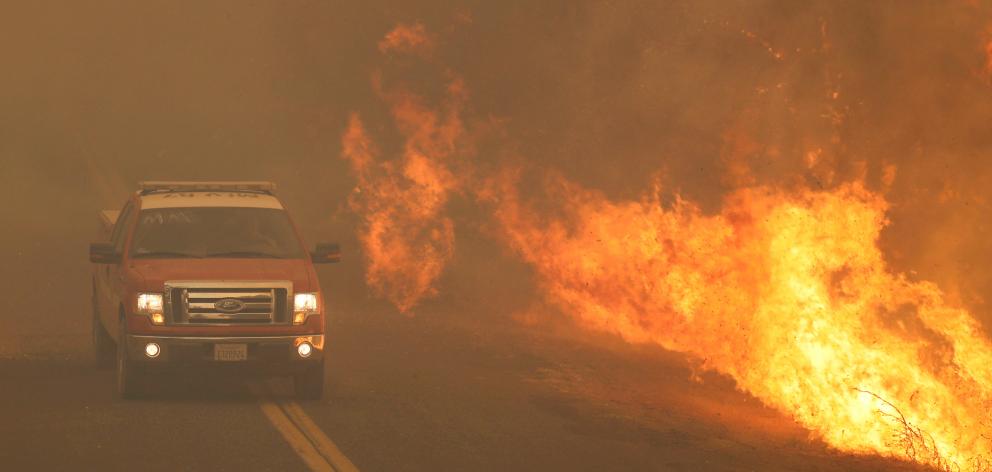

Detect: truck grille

[164,281,292,325]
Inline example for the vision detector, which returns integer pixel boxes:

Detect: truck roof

[139,181,276,193]
[133,181,284,210]
[140,192,285,210]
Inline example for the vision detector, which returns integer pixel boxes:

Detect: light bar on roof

[138,181,277,193]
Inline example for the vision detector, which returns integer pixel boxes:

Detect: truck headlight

[293,293,319,325]
[136,293,165,325]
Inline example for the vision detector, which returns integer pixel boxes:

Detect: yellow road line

[281,401,360,472]
[256,397,335,471]
[250,381,359,472]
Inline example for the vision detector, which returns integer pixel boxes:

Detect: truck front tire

[294,363,324,400]
[117,321,145,399]
[92,297,115,369]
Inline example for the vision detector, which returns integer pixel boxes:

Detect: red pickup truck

[89,181,339,399]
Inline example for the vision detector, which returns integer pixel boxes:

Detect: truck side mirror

[311,243,341,264]
[90,242,121,264]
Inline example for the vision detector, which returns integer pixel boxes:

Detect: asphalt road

[0,230,932,472]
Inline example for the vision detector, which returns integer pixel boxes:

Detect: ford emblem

[214,298,246,313]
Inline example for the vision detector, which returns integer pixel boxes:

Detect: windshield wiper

[204,251,285,259]
[131,251,203,259]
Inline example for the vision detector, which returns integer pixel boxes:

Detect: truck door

[99,201,134,336]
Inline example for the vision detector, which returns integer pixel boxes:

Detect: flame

[340,38,468,313]
[344,22,992,469]
[482,169,992,469]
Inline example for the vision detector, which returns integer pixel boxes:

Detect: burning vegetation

[485,174,992,470]
[341,24,468,312]
[341,11,992,471]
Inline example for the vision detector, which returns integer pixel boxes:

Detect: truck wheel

[294,363,324,400]
[117,322,144,399]
[92,300,114,369]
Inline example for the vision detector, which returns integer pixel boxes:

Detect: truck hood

[128,258,316,292]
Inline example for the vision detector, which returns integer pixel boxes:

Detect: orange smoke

[482,169,992,469]
[982,19,992,80]
[379,22,434,57]
[986,37,992,78]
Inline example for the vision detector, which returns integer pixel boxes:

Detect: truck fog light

[150,313,165,325]
[297,342,313,358]
[144,343,161,358]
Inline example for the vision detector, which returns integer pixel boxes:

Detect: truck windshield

[129,207,306,259]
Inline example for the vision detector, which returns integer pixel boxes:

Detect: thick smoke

[4,1,990,322]
[1,0,991,464]
[335,0,992,321]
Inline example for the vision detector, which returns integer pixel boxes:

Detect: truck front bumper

[125,334,324,374]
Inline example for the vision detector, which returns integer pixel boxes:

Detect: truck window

[111,202,135,254]
[129,207,306,259]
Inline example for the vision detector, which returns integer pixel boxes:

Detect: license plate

[214,343,247,361]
